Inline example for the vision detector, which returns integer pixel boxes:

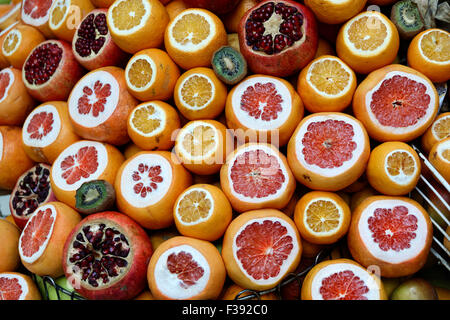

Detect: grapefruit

[0,272,41,300]
[21,0,56,37]
[0,219,21,272]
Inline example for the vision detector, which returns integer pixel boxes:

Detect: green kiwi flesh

[391,0,425,40]
[75,180,116,214]
[211,46,247,85]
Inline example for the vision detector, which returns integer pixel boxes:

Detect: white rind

[175,187,214,226]
[18,203,57,264]
[22,104,62,148]
[48,0,70,29]
[125,54,157,92]
[107,0,151,36]
[436,139,450,163]
[0,273,29,300]
[2,28,21,57]
[0,68,14,104]
[154,244,210,300]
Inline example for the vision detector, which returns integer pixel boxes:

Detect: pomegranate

[9,163,56,230]
[238,0,318,77]
[182,0,241,15]
[62,211,153,300]
[72,9,127,71]
[22,40,84,102]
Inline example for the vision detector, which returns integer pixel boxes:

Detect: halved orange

[173,183,232,241]
[336,11,399,74]
[125,48,180,101]
[107,0,169,53]
[164,8,227,70]
[2,24,45,69]
[147,236,226,300]
[294,191,351,245]
[0,22,20,69]
[297,55,357,113]
[304,0,367,25]
[175,119,233,175]
[429,137,450,183]
[301,259,386,300]
[174,67,227,120]
[0,272,41,300]
[127,100,180,151]
[407,28,450,83]
[422,112,450,154]
[366,142,421,196]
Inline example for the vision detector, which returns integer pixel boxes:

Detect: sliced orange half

[336,11,399,74]
[164,8,227,70]
[422,112,450,154]
[408,28,450,83]
[429,137,450,183]
[298,55,357,113]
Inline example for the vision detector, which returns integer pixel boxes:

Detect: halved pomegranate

[72,9,127,71]
[238,0,318,77]
[22,40,84,102]
[9,163,56,230]
[62,211,153,300]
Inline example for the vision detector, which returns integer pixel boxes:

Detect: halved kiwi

[75,180,116,214]
[390,0,425,40]
[211,46,247,85]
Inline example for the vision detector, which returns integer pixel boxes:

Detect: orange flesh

[182,125,215,157]
[306,200,340,233]
[51,2,67,26]
[181,75,212,108]
[128,58,153,88]
[347,16,387,51]
[131,105,161,134]
[434,117,450,140]
[386,151,415,176]
[309,59,350,95]
[421,31,450,62]
[177,190,212,223]
[2,32,19,54]
[111,0,146,30]
[172,13,210,45]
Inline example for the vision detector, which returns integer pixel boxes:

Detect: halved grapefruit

[222,209,302,291]
[147,236,226,300]
[18,201,81,278]
[347,196,433,278]
[301,259,386,300]
[0,272,41,300]
[353,64,439,142]
[220,142,296,213]
[21,0,55,37]
[225,74,303,147]
[287,112,370,192]
[50,140,124,208]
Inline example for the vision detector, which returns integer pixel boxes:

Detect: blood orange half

[287,112,370,192]
[222,209,302,291]
[220,142,296,213]
[301,259,386,300]
[18,201,81,278]
[353,64,439,142]
[0,272,41,300]
[347,196,433,278]
[50,140,124,208]
[147,236,226,300]
[225,74,303,147]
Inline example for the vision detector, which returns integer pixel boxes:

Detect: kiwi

[390,0,425,40]
[75,180,116,214]
[211,46,247,85]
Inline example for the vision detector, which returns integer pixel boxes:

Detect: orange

[294,191,351,245]
[436,286,450,301]
[127,100,180,151]
[0,219,21,272]
[107,0,169,53]
[123,142,143,159]
[22,101,80,164]
[164,8,227,70]
[352,64,439,142]
[147,236,226,300]
[222,209,302,291]
[0,4,13,18]
[366,142,421,196]
[301,259,387,300]
[174,67,227,120]
[0,272,41,300]
[50,140,125,209]
[350,185,379,212]
[297,55,357,113]
[226,74,304,147]
[115,151,192,230]
[134,290,155,300]
[0,126,34,190]
[314,38,335,59]
[287,112,371,192]
[148,226,180,251]
[48,0,95,42]
[0,22,20,69]
[18,201,82,278]
[220,142,296,213]
[0,67,35,126]
[2,24,45,69]
[174,119,233,175]
[0,3,21,31]
[227,32,240,52]
[407,28,450,84]
[429,137,450,183]
[301,239,325,259]
[304,0,367,25]
[173,183,232,241]
[223,0,258,33]
[68,66,138,146]
[336,11,399,74]
[165,0,188,21]
[125,48,180,101]
[421,112,450,154]
[221,283,278,300]
[347,196,433,278]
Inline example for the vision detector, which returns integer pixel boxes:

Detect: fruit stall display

[0,0,449,301]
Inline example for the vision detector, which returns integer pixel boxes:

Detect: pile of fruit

[0,0,449,301]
